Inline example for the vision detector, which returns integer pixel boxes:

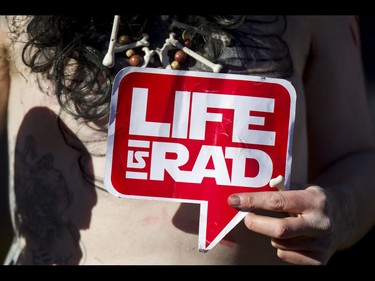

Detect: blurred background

[1,16,375,265]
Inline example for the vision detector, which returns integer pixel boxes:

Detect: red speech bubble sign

[104,67,296,251]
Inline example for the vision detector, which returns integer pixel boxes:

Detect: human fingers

[228,186,336,265]
[275,248,331,265]
[228,186,326,215]
[271,235,331,252]
[243,209,334,265]
[229,186,331,239]
[242,210,329,240]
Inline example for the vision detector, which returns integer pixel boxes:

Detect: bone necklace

[102,15,223,73]
[102,16,287,191]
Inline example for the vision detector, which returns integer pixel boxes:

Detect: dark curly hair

[8,15,292,123]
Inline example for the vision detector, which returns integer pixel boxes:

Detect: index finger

[228,186,325,214]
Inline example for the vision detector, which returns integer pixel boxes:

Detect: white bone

[103,24,223,73]
[153,39,174,68]
[269,175,285,191]
[141,47,156,67]
[102,15,120,68]
[166,33,223,73]
[113,33,150,53]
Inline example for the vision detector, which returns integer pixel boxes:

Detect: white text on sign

[126,87,276,187]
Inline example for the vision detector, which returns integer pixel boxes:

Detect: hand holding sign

[105,67,296,251]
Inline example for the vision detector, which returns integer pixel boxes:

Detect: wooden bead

[126,49,135,58]
[182,29,193,41]
[183,39,192,48]
[170,61,180,70]
[174,50,187,63]
[129,54,143,66]
[118,35,132,45]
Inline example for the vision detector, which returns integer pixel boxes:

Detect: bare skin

[1,15,375,265]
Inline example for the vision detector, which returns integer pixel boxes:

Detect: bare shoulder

[0,16,31,55]
[285,15,363,87]
[311,15,359,38]
[0,16,29,73]
[0,16,9,50]
[0,16,13,47]
[286,15,359,38]
[0,16,11,136]
[284,15,360,64]
[311,16,361,57]
[297,16,374,176]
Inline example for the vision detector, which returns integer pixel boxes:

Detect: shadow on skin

[0,129,12,264]
[12,107,97,265]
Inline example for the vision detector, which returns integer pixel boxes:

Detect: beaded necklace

[102,15,226,73]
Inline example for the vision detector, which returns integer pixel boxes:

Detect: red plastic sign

[104,67,296,251]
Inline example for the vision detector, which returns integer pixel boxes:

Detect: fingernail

[228,195,241,207]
